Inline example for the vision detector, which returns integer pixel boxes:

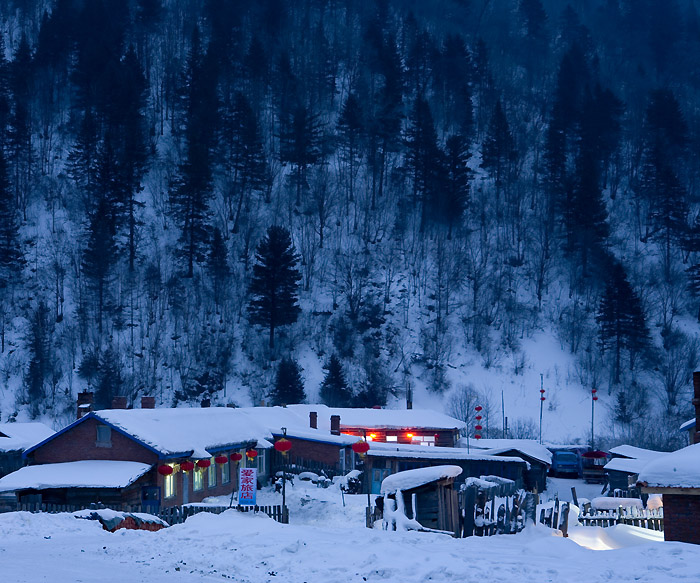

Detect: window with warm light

[208,457,216,487]
[193,468,204,491]
[164,465,176,498]
[221,458,230,484]
[386,435,397,442]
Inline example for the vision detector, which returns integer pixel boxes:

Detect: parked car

[550,450,581,477]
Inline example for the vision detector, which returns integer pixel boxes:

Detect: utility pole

[591,387,598,450]
[539,374,545,444]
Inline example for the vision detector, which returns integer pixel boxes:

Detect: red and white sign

[238,467,257,506]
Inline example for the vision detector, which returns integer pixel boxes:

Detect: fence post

[461,485,477,537]
[560,502,569,537]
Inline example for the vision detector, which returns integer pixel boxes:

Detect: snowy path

[2,507,699,583]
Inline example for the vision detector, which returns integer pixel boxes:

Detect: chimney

[77,391,94,419]
[693,372,700,444]
[309,411,318,429]
[330,414,340,435]
[201,398,211,408]
[141,396,155,409]
[111,396,128,409]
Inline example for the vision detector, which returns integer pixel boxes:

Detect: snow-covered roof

[93,408,274,459]
[604,457,655,474]
[0,460,152,492]
[380,465,462,494]
[236,407,357,446]
[287,404,466,431]
[0,422,55,453]
[609,445,667,460]
[459,438,552,466]
[366,442,528,466]
[680,418,695,432]
[638,443,700,489]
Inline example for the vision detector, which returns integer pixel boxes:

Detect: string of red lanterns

[474,406,483,440]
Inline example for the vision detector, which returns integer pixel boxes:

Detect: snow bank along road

[1,510,699,583]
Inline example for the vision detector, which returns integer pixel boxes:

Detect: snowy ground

[1,480,698,583]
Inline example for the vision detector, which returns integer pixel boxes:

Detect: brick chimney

[309,411,318,429]
[141,396,155,409]
[77,391,93,419]
[330,414,340,435]
[693,372,700,444]
[111,396,128,409]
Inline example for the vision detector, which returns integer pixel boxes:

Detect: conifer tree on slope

[596,262,650,384]
[248,226,301,350]
[270,357,305,406]
[320,354,352,408]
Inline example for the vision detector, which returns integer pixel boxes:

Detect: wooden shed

[380,465,462,537]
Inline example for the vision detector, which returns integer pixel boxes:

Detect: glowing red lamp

[196,459,211,469]
[274,438,292,455]
[246,449,258,461]
[157,465,173,476]
[180,461,195,472]
[352,440,370,456]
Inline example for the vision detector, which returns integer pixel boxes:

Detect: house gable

[28,416,159,466]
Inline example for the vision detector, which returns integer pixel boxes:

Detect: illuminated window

[164,465,176,498]
[208,457,216,488]
[386,435,397,442]
[193,468,204,491]
[221,458,230,484]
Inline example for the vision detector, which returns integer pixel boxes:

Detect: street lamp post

[539,374,545,444]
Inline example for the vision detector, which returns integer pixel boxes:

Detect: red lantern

[230,452,243,463]
[246,449,258,461]
[157,465,173,476]
[196,459,211,469]
[475,415,482,421]
[541,397,546,401]
[475,424,483,431]
[475,434,482,440]
[274,438,292,455]
[180,461,195,472]
[593,396,598,401]
[475,406,483,412]
[215,455,228,465]
[592,388,597,394]
[352,440,370,456]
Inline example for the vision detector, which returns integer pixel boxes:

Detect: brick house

[5,406,275,509]
[638,371,700,545]
[288,405,466,447]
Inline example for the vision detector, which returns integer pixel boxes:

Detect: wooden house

[364,442,528,495]
[0,422,55,478]
[380,465,462,536]
[604,445,668,496]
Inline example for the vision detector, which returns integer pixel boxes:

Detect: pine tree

[95,345,123,410]
[208,227,229,308]
[442,134,471,238]
[25,302,50,418]
[320,354,352,408]
[82,197,116,337]
[270,357,305,405]
[481,99,516,207]
[248,226,302,350]
[596,262,650,383]
[337,92,365,206]
[0,146,23,289]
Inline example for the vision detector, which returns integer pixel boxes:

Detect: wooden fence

[578,506,663,531]
[3,502,289,526]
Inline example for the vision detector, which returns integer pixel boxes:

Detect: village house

[637,370,700,544]
[604,445,668,496]
[0,401,275,510]
[461,438,552,493]
[287,404,466,447]
[0,422,55,478]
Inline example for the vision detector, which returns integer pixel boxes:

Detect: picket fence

[578,506,663,531]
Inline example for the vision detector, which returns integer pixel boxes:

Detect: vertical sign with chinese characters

[238,467,257,506]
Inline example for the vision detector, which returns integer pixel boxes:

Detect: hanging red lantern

[475,406,483,412]
[475,425,483,431]
[274,438,292,455]
[180,461,195,472]
[475,415,482,421]
[196,459,211,469]
[541,396,546,401]
[246,449,258,461]
[230,452,243,463]
[215,455,229,465]
[475,434,482,440]
[351,440,370,456]
[157,464,173,476]
[592,388,597,394]
[593,396,598,401]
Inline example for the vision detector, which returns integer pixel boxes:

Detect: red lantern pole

[591,387,598,450]
[474,406,483,441]
[539,374,545,444]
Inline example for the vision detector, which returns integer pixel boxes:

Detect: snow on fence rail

[578,506,663,531]
[3,502,289,526]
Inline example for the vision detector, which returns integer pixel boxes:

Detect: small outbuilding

[380,465,462,536]
[638,443,700,545]
[0,422,55,478]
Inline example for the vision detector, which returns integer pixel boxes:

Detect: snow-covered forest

[0,0,699,448]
